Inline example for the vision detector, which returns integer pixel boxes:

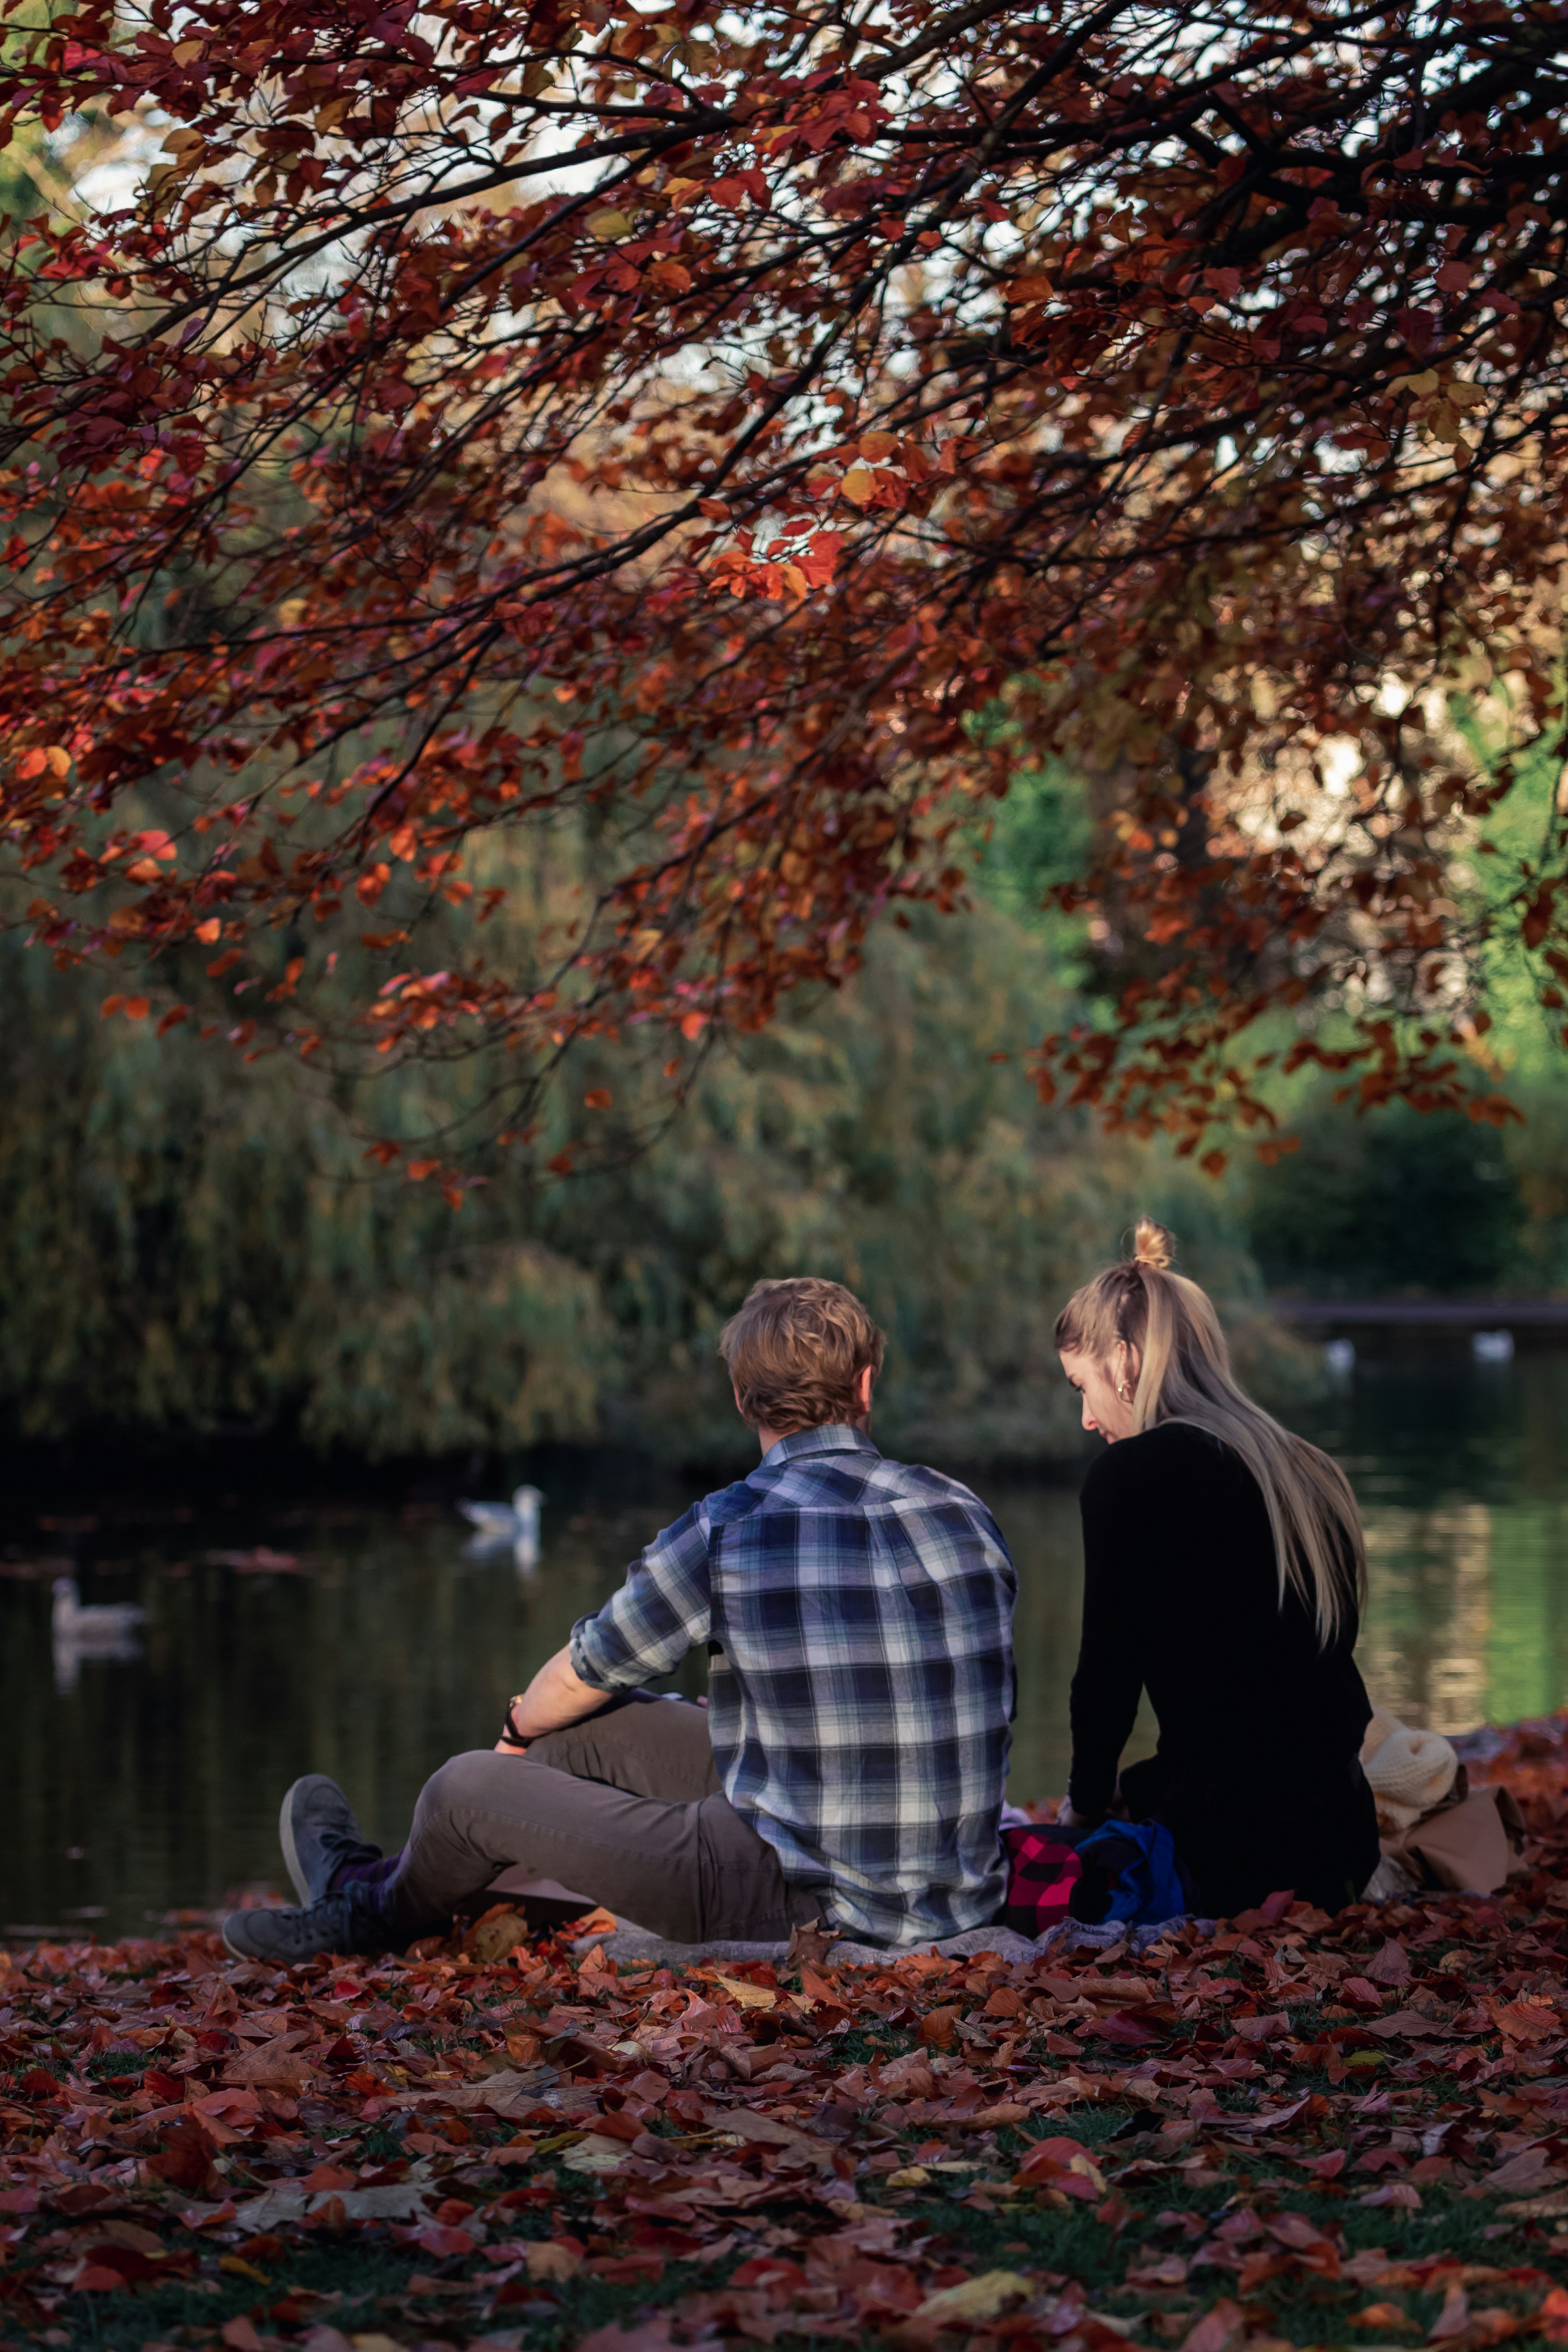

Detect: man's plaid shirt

[569,1424,1015,1947]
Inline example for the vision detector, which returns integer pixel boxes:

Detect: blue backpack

[1072,1821,1191,1926]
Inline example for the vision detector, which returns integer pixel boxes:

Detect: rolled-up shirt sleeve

[569,1501,715,1690]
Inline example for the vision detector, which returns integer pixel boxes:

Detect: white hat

[1361,1710,1460,1832]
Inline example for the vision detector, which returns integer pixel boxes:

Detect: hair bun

[1131,1217,1175,1271]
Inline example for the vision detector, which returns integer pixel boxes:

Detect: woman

[1056,1219,1379,1918]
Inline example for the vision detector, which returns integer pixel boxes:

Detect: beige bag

[1379,1783,1528,1896]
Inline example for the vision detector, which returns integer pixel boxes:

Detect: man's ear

[855,1364,874,1416]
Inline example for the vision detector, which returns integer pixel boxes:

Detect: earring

[1117,1382,1131,1402]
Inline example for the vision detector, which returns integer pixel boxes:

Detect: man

[222,1277,1016,1962]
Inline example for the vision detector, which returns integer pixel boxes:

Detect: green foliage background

[1,759,1564,1467]
[0,816,1272,1466]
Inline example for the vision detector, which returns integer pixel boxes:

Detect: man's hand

[494,1645,612,1752]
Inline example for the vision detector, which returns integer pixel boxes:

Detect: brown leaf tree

[3,0,1567,1177]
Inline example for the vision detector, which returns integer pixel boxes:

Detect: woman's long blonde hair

[1055,1218,1366,1644]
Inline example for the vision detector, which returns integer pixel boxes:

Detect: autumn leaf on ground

[0,1706,1567,2352]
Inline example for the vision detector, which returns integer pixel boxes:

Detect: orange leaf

[583,1087,612,1109]
[73,2266,130,2293]
[1539,2288,1568,2342]
[1490,1995,1558,2043]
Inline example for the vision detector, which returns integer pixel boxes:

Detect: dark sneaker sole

[279,1774,318,1904]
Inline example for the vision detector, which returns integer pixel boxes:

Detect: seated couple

[222,1227,1379,1965]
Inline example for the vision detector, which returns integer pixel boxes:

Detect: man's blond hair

[718,1277,886,1436]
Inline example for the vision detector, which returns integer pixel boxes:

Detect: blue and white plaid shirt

[569,1424,1015,1947]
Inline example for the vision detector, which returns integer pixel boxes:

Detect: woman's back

[1057,1221,1381,1917]
[1071,1421,1372,1803]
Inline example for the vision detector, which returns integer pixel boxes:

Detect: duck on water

[51,1576,146,1695]
[457,1484,543,1568]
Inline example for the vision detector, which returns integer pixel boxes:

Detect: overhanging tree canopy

[2,0,1567,1180]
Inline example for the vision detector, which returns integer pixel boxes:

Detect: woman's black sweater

[1067,1419,1379,1918]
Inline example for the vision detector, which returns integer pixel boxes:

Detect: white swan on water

[51,1576,147,1694]
[457,1485,543,1569]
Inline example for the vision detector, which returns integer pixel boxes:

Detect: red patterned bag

[1000,1823,1082,1936]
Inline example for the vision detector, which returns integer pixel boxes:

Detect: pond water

[4,1339,1567,1944]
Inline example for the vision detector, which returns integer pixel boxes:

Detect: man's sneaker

[220,1882,399,1966]
[279,1774,382,1904]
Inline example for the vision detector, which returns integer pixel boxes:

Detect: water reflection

[1358,1503,1494,1730]
[3,1342,1566,1940]
[1298,1338,1568,1736]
